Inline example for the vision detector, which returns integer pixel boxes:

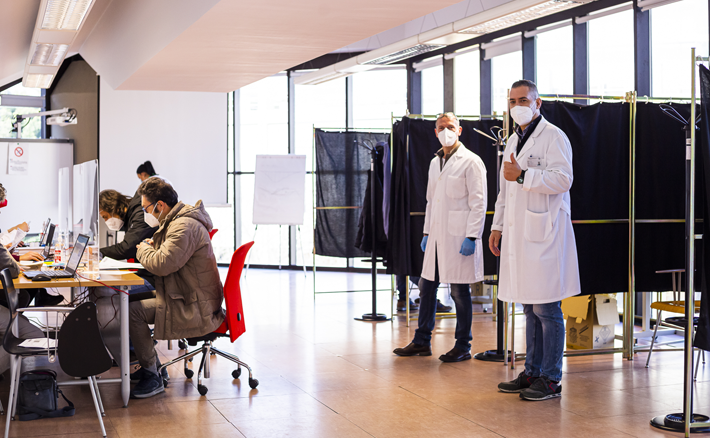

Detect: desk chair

[0,270,110,438]
[159,241,258,396]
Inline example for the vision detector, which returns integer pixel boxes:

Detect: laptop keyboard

[26,270,72,278]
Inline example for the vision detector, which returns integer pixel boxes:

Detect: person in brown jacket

[129,178,225,398]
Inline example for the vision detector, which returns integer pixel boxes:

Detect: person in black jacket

[99,189,157,285]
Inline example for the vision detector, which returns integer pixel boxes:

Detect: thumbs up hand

[503,153,523,182]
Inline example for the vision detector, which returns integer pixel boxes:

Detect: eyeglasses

[141,202,156,214]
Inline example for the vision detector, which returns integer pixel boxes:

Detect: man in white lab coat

[490,80,580,401]
[394,113,487,362]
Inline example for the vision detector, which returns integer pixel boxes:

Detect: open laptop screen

[41,225,56,259]
[65,234,89,275]
[39,219,51,246]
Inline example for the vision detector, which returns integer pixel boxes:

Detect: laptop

[40,224,56,260]
[38,218,51,247]
[24,234,90,279]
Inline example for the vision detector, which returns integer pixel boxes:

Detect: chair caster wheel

[232,368,241,379]
[184,369,194,379]
[198,384,208,396]
[163,378,169,388]
[178,341,187,350]
[249,378,259,389]
[210,351,216,356]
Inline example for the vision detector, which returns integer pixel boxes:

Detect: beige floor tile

[233,414,372,438]
[212,393,336,422]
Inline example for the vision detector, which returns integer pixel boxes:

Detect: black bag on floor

[16,369,75,421]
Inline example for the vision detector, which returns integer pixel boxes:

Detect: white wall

[99,78,227,205]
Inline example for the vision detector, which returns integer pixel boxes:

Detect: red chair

[209,229,218,240]
[158,241,256,395]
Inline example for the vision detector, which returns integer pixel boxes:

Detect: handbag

[16,369,75,421]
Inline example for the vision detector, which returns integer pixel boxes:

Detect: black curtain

[386,118,503,277]
[696,65,710,351]
[314,130,389,258]
[541,101,630,294]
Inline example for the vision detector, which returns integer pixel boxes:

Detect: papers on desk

[99,257,144,270]
[19,338,57,349]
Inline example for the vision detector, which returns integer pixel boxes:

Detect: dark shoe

[130,371,165,399]
[35,291,64,307]
[131,365,169,383]
[498,371,538,393]
[393,342,432,357]
[520,376,561,401]
[439,346,471,362]
[436,300,452,313]
[396,300,419,312]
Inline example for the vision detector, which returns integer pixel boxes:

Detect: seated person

[0,243,45,376]
[129,178,224,398]
[99,189,157,291]
[0,184,60,306]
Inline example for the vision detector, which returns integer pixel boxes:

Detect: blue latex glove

[460,238,476,256]
[420,235,428,253]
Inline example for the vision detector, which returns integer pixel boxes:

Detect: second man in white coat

[394,112,487,362]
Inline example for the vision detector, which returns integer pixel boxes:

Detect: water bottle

[54,233,64,263]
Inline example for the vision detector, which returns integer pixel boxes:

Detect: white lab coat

[492,116,581,304]
[422,144,487,284]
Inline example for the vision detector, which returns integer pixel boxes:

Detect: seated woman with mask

[99,189,157,289]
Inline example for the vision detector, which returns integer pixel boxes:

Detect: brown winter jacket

[136,201,224,340]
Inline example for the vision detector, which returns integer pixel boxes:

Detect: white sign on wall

[7,143,29,175]
[252,155,306,225]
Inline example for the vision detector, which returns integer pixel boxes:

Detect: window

[0,83,44,139]
[237,76,289,266]
[421,64,443,115]
[352,68,407,129]
[454,49,481,116]
[536,24,573,95]
[491,51,522,115]
[651,0,709,97]
[589,9,634,96]
[295,77,347,268]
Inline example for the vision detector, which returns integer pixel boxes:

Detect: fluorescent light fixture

[30,43,69,66]
[41,0,93,30]
[574,3,632,24]
[523,19,572,38]
[637,0,682,11]
[23,74,54,89]
[361,44,445,66]
[457,0,587,36]
[23,0,96,88]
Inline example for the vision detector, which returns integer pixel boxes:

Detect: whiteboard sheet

[252,155,306,225]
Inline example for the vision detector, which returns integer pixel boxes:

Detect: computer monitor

[41,225,56,259]
[65,234,89,275]
[39,218,51,246]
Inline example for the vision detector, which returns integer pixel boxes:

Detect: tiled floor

[2,268,707,437]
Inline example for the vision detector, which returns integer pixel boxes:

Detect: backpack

[16,370,75,421]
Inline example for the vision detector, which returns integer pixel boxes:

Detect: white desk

[12,272,144,407]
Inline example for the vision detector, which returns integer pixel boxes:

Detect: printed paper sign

[8,143,28,175]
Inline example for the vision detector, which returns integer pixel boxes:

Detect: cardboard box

[561,294,619,350]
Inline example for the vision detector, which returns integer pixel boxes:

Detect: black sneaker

[131,362,169,383]
[393,342,432,356]
[520,376,561,401]
[498,371,538,393]
[130,372,165,399]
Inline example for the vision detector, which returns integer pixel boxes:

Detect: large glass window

[295,78,347,268]
[491,51,522,115]
[421,63,443,115]
[536,24,573,95]
[352,68,407,128]
[238,76,289,266]
[651,0,709,97]
[454,49,481,116]
[0,83,43,139]
[589,9,634,96]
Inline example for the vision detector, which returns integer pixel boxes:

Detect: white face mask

[144,204,162,228]
[510,105,536,127]
[105,217,124,231]
[437,128,458,147]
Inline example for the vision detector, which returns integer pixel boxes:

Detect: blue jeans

[396,275,431,300]
[523,302,565,382]
[129,279,155,295]
[413,259,472,352]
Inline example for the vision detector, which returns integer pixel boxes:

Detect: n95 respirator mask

[437,129,458,147]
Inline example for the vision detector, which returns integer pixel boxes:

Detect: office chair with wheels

[1,270,109,438]
[159,241,257,396]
